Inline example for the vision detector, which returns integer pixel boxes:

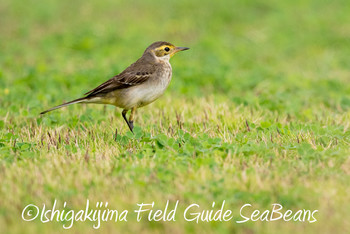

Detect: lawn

[1,0,350,233]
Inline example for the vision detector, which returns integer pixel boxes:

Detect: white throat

[157,54,171,63]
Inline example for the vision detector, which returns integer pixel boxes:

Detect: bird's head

[144,41,189,61]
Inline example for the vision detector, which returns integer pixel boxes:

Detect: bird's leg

[114,128,118,141]
[128,107,137,131]
[122,109,134,133]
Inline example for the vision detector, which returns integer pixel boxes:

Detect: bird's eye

[164,47,170,52]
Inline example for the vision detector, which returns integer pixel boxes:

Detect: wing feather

[84,58,156,98]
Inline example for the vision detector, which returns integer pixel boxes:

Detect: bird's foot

[129,121,134,133]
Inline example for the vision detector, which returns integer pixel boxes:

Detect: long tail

[40,97,87,115]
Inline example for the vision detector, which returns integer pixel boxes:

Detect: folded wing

[84,60,156,98]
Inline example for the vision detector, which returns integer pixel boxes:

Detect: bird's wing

[84,61,156,97]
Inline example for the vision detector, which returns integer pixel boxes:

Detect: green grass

[1,0,350,233]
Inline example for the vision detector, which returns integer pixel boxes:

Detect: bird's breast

[136,65,172,107]
[116,64,172,109]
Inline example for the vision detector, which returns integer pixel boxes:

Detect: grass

[1,0,350,233]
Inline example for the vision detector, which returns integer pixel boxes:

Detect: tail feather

[40,97,87,115]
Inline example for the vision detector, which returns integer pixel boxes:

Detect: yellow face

[153,45,189,58]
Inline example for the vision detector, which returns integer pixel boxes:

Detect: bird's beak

[175,47,190,52]
[171,47,190,57]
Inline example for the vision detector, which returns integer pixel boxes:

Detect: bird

[40,41,189,134]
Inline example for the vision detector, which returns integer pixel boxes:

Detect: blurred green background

[1,0,350,233]
[2,0,349,115]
